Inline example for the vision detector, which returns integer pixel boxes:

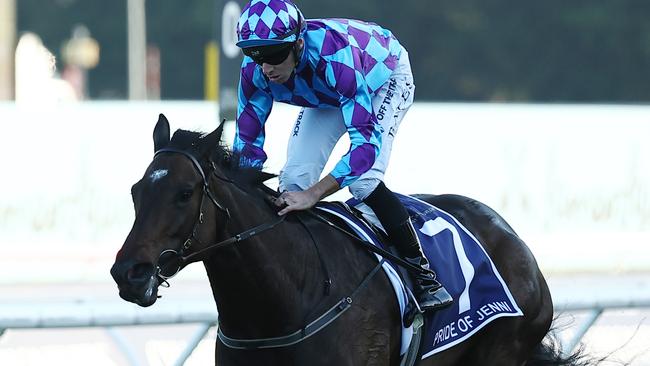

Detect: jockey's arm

[233,61,273,168]
[327,66,382,189]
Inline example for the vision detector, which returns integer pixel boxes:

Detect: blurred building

[15,32,77,104]
[0,0,16,100]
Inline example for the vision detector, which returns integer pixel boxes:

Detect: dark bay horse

[111,114,580,365]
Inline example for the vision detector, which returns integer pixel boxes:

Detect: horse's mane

[168,129,278,197]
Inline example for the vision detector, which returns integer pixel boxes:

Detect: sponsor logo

[376,78,397,121]
[293,109,305,136]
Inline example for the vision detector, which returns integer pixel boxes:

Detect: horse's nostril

[127,263,155,284]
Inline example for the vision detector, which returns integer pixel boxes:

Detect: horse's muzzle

[110,260,159,307]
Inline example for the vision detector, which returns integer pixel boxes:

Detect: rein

[150,147,388,350]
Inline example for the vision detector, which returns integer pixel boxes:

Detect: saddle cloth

[316,194,523,358]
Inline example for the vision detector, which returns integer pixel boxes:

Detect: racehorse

[110,114,584,365]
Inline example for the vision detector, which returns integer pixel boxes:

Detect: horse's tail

[527,332,610,366]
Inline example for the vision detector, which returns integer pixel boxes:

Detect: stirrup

[417,284,453,311]
[404,256,453,311]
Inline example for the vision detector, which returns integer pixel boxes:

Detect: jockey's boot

[362,182,453,312]
[389,218,453,312]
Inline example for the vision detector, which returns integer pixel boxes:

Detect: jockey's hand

[275,175,341,216]
[275,190,319,215]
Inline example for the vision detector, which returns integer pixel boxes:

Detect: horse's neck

[203,181,325,338]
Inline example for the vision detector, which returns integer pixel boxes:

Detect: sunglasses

[241,11,302,66]
[242,42,295,65]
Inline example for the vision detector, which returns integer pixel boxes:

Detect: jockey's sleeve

[233,59,273,169]
[327,67,382,188]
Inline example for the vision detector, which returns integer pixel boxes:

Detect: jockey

[234,0,452,311]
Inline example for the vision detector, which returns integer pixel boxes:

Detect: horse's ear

[197,119,225,157]
[153,114,170,152]
[256,171,276,183]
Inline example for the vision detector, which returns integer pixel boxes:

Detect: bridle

[152,148,286,282]
[148,147,403,350]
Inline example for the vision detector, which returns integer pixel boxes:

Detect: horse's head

[110,114,228,307]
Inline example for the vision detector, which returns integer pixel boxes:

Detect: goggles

[240,11,302,66]
[242,42,295,66]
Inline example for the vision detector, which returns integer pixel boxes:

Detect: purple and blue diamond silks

[234,17,402,187]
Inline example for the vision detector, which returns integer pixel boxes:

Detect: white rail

[1,298,649,365]
[553,298,650,357]
[0,299,217,366]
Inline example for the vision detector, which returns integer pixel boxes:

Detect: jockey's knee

[349,177,381,201]
[279,163,322,192]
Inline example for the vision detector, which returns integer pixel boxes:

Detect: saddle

[313,195,524,361]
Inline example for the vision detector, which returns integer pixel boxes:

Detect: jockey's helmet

[236,0,305,48]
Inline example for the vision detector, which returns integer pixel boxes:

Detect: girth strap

[217,259,385,350]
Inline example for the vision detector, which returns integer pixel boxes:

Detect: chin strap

[293,44,301,67]
[292,37,305,68]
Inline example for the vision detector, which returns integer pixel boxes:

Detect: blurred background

[0,0,649,365]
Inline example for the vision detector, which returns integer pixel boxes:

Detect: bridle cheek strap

[153,147,283,275]
[154,147,231,234]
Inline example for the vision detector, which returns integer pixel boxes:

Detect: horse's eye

[178,189,194,203]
